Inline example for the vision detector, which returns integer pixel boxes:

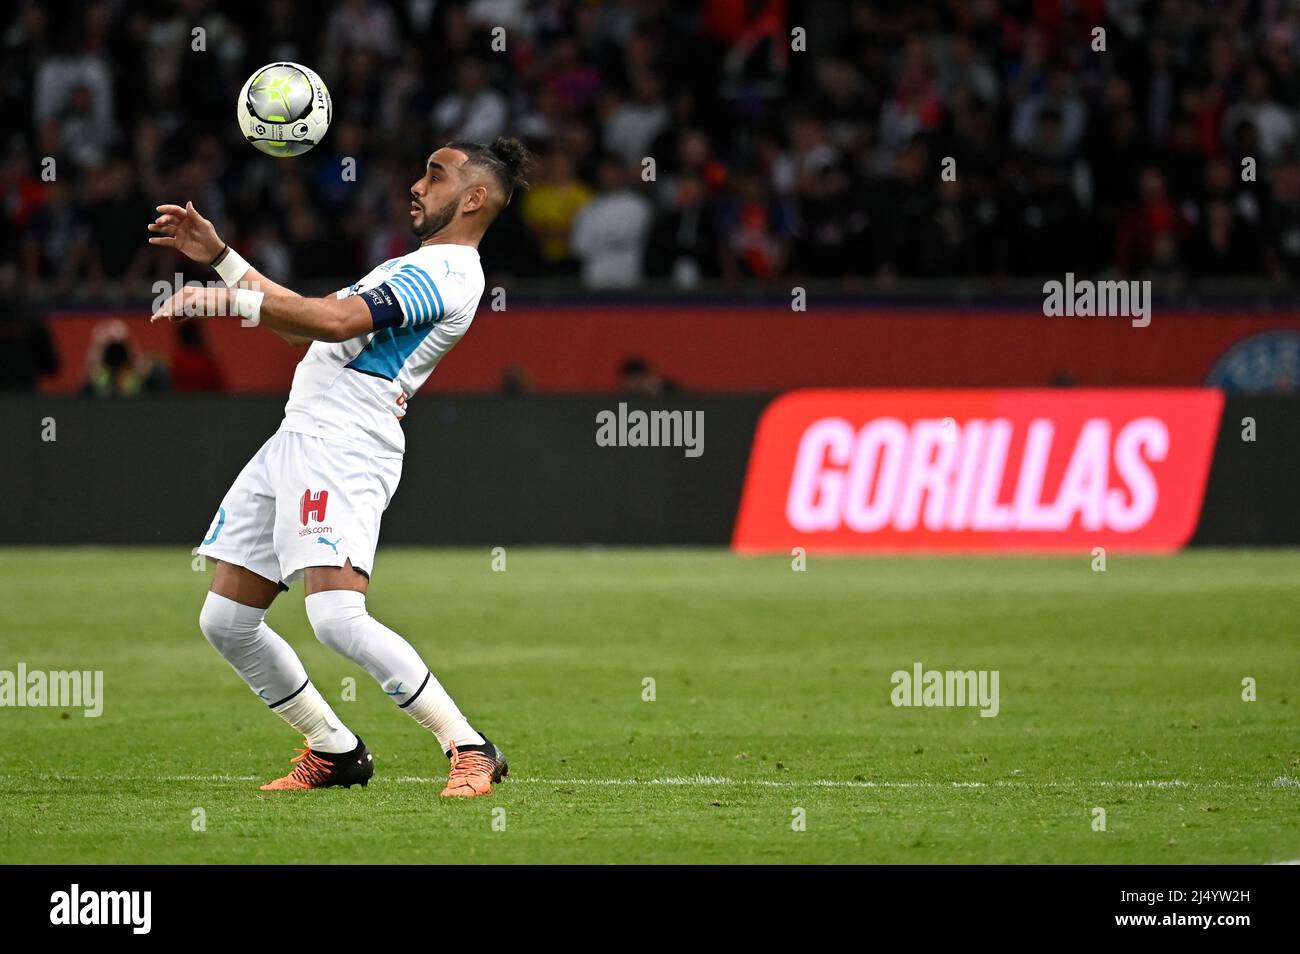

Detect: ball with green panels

[236,62,332,157]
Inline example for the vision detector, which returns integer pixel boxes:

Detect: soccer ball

[236,62,331,157]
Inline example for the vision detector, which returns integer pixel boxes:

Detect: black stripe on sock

[267,678,310,710]
[397,672,431,709]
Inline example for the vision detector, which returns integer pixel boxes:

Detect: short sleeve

[385,264,446,328]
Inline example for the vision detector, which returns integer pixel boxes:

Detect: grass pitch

[1,547,1297,864]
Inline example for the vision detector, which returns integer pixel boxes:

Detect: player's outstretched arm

[147,202,314,345]
[151,285,374,343]
[253,292,374,342]
[147,203,295,296]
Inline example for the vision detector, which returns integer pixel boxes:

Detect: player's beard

[412,196,457,241]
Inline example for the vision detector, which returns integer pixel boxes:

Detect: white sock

[199,591,307,706]
[305,590,484,751]
[198,591,357,753]
[270,681,358,754]
[400,672,487,752]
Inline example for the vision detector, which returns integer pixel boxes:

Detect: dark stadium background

[2,0,1299,545]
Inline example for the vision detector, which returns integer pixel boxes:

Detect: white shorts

[197,430,402,587]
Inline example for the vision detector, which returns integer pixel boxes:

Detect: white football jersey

[277,243,484,458]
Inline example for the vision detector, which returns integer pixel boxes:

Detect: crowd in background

[9,0,1300,307]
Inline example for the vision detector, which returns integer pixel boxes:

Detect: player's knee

[199,591,263,658]
[305,590,368,658]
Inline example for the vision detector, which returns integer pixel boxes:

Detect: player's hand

[151,285,229,323]
[147,201,224,264]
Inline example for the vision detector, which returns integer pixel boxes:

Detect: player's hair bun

[488,137,533,190]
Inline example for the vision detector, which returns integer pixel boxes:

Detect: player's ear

[463,184,488,213]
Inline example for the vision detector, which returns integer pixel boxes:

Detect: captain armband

[360,283,406,331]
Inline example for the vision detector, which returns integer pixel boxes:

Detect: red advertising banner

[40,307,1300,395]
[732,389,1224,553]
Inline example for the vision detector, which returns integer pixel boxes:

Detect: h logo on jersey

[300,489,329,526]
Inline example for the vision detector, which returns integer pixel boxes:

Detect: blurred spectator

[938,35,998,108]
[1221,67,1295,167]
[878,39,944,167]
[543,36,602,115]
[83,320,164,396]
[432,58,509,143]
[619,356,675,397]
[521,150,592,270]
[787,117,865,276]
[570,156,652,288]
[170,322,225,392]
[646,174,722,286]
[602,70,670,167]
[33,26,114,171]
[1116,168,1185,277]
[85,156,152,296]
[0,148,47,265]
[248,221,293,285]
[654,127,727,201]
[1265,161,1300,277]
[718,168,788,280]
[1012,69,1087,161]
[22,180,90,293]
[325,0,400,65]
[500,364,532,396]
[1185,200,1267,277]
[0,265,58,390]
[56,84,117,171]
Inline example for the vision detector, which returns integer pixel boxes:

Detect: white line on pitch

[1,774,1281,790]
[154,774,1258,789]
[412,776,1232,789]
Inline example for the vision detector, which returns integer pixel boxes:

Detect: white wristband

[231,288,264,326]
[213,247,251,287]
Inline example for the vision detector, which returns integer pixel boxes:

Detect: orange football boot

[441,737,509,797]
[260,738,374,790]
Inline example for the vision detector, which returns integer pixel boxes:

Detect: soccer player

[147,138,531,796]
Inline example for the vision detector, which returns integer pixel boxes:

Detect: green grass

[1,547,1297,864]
